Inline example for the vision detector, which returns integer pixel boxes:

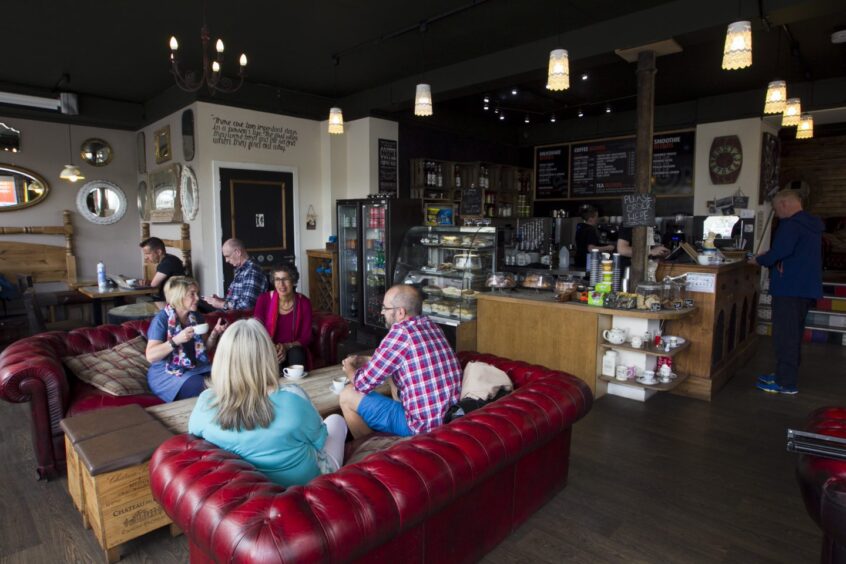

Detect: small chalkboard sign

[461,184,483,216]
[622,193,656,227]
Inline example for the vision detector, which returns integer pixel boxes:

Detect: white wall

[0,115,138,287]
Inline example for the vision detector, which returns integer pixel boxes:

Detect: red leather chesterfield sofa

[149,351,593,563]
[0,310,349,480]
[795,406,846,563]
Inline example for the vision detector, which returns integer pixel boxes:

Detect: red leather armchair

[0,310,349,480]
[796,406,846,563]
[149,352,593,563]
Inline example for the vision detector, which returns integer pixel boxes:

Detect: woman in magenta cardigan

[253,263,313,371]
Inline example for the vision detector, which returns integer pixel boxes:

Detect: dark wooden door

[219,168,295,287]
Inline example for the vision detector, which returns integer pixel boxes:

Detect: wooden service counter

[475,261,759,402]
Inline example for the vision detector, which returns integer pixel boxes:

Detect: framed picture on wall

[154,125,172,164]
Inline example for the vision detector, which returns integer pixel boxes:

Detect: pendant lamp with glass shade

[782,98,801,126]
[59,124,85,183]
[327,56,344,134]
[414,24,433,117]
[796,114,814,139]
[722,20,752,70]
[546,49,570,91]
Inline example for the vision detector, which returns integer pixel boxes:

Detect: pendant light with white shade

[59,123,85,183]
[722,20,752,70]
[546,49,570,91]
[414,23,433,117]
[763,80,787,114]
[781,98,801,126]
[327,56,344,134]
[796,114,814,139]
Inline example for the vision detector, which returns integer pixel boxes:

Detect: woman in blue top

[146,276,226,402]
[188,318,348,487]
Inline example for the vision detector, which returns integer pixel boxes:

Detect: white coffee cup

[283,364,305,379]
[630,336,643,349]
[332,376,349,393]
[193,323,209,335]
[641,369,656,383]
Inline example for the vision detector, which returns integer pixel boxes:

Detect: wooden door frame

[211,161,300,296]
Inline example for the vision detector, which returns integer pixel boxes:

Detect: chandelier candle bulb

[216,39,224,53]
[212,61,220,73]
[169,36,179,51]
[239,54,247,67]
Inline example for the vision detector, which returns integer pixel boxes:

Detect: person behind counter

[253,263,313,371]
[616,226,670,267]
[188,318,348,487]
[145,276,227,402]
[574,206,615,267]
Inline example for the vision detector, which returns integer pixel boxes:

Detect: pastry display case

[393,226,498,327]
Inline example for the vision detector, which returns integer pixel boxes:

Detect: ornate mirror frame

[0,163,50,211]
[80,138,113,167]
[148,163,182,223]
[137,179,150,220]
[180,166,199,220]
[75,180,127,225]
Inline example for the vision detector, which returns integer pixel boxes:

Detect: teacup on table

[193,323,209,335]
[332,376,349,393]
[283,365,305,379]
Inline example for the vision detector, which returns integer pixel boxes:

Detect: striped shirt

[355,315,462,434]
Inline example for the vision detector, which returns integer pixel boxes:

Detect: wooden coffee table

[147,365,357,433]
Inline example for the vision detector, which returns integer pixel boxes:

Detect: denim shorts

[358,392,413,437]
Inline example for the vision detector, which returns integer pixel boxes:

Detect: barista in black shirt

[574,206,615,267]
[616,227,670,268]
[140,237,186,302]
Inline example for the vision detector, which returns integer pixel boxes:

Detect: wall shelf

[600,340,690,357]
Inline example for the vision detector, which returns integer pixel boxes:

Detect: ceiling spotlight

[499,113,505,121]
[581,73,588,81]
[524,115,530,124]
[494,108,499,114]
[483,96,490,103]
[511,88,518,95]
[605,106,612,114]
[578,109,584,118]
[550,114,556,123]
[483,104,489,110]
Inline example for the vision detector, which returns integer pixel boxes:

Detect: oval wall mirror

[148,163,182,223]
[76,180,127,225]
[80,138,113,167]
[137,132,146,174]
[138,180,150,220]
[180,166,198,220]
[0,163,50,211]
[182,109,195,161]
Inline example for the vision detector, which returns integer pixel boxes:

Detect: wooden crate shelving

[307,249,339,314]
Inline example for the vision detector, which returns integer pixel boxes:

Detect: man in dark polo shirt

[140,237,185,302]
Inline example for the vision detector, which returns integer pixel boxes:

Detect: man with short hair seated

[140,236,185,304]
[339,284,462,438]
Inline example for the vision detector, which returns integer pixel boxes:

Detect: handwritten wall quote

[211,115,299,152]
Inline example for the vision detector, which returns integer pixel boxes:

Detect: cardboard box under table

[60,405,174,562]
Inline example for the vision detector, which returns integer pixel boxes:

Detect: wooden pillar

[631,50,656,286]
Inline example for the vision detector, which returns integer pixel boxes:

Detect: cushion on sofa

[63,336,151,396]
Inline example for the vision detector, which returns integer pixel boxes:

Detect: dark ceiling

[1,0,844,130]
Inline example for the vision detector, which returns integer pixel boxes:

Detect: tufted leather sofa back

[150,351,592,563]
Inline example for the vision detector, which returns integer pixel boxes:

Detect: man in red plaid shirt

[340,284,462,438]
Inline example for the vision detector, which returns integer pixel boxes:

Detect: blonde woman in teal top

[188,319,347,487]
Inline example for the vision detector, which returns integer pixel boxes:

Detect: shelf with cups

[598,372,689,392]
[599,340,690,357]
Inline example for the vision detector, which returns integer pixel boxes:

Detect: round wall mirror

[0,163,50,211]
[182,110,195,161]
[76,180,127,225]
[138,180,149,220]
[80,138,113,167]
[180,166,198,220]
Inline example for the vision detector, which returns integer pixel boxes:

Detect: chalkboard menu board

[378,139,398,195]
[622,193,656,227]
[461,184,483,216]
[571,138,636,196]
[534,146,569,199]
[533,130,694,199]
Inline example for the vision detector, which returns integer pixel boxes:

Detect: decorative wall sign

[535,146,569,199]
[154,125,172,164]
[378,139,398,195]
[211,115,298,152]
[759,132,780,203]
[461,184,483,216]
[708,135,742,185]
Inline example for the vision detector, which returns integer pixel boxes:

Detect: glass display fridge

[393,225,498,331]
[337,197,420,329]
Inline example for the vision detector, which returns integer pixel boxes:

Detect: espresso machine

[660,214,693,250]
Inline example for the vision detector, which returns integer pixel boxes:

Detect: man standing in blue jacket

[750,189,823,394]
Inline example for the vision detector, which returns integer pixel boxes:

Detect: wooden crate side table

[307,249,339,314]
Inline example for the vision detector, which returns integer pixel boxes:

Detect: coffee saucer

[636,377,658,385]
[283,372,308,381]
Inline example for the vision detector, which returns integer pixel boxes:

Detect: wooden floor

[1,337,843,563]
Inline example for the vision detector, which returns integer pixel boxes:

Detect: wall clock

[709,135,743,184]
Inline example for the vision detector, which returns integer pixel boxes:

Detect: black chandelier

[168,4,247,95]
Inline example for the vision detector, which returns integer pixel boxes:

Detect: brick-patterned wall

[780,134,846,217]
